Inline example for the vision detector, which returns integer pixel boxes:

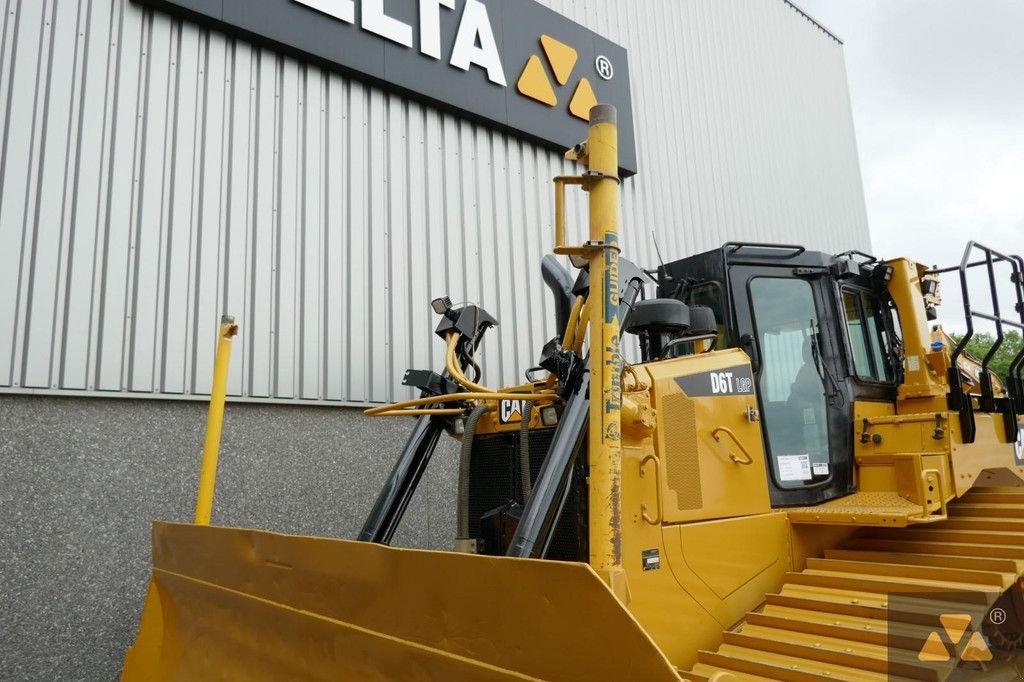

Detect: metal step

[948,503,1024,519]
[688,491,1024,681]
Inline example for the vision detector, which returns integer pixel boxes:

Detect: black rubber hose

[519,400,534,501]
[457,403,491,539]
[542,255,575,337]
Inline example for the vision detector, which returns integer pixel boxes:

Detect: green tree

[949,330,1023,383]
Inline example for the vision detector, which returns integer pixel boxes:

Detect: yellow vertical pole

[194,314,239,526]
[584,104,624,590]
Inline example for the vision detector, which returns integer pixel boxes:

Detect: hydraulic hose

[519,400,534,500]
[562,296,585,350]
[457,403,491,540]
[445,333,496,394]
[363,391,557,417]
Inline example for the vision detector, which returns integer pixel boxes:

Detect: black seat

[624,299,691,336]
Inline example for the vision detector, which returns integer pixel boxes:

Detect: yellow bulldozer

[122,105,1024,681]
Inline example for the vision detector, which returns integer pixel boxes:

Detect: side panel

[645,348,772,523]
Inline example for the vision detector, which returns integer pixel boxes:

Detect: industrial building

[0,0,869,678]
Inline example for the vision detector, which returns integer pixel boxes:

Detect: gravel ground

[0,394,458,681]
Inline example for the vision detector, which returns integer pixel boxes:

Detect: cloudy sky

[800,0,1023,332]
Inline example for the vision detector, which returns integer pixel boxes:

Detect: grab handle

[712,427,754,465]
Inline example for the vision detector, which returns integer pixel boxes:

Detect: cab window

[842,289,895,383]
[748,277,830,489]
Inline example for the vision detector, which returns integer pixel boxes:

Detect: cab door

[729,267,855,506]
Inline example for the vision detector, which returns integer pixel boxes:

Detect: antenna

[652,230,671,282]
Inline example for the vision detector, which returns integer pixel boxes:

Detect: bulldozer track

[689,488,1024,681]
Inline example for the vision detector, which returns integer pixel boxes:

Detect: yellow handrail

[194,315,239,526]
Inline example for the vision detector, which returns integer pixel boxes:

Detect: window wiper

[810,320,846,407]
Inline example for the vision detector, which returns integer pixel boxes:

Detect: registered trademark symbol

[595,55,614,81]
[991,608,1008,625]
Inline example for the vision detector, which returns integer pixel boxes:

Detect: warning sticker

[778,454,812,482]
[641,548,661,572]
[1015,427,1024,464]
[906,355,921,372]
[812,462,830,476]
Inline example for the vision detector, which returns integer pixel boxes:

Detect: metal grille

[662,392,703,510]
[467,428,586,561]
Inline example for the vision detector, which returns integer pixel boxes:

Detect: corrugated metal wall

[0,0,869,404]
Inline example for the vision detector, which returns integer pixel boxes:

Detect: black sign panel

[133,0,637,176]
[674,365,756,398]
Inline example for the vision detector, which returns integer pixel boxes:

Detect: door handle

[712,427,754,465]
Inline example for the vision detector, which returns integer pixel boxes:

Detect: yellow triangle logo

[540,34,578,86]
[516,54,557,107]
[517,34,601,118]
[569,78,598,121]
[940,613,971,644]
[918,631,950,662]
[961,631,993,662]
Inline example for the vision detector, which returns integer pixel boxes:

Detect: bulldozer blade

[121,522,682,681]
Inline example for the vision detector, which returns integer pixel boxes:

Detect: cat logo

[517,35,601,121]
[499,399,530,424]
[917,613,992,663]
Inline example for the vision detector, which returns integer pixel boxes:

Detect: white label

[812,462,830,476]
[1016,427,1024,463]
[906,355,921,372]
[778,454,812,482]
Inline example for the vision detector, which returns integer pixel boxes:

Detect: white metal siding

[0,0,869,404]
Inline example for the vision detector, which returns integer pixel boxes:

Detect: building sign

[133,0,638,175]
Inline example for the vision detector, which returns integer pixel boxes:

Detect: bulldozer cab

[659,243,903,507]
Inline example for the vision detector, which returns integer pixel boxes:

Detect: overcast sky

[800,0,1023,333]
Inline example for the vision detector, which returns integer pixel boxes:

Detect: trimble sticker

[674,365,754,398]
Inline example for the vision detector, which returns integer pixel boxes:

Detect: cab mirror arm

[740,333,760,373]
